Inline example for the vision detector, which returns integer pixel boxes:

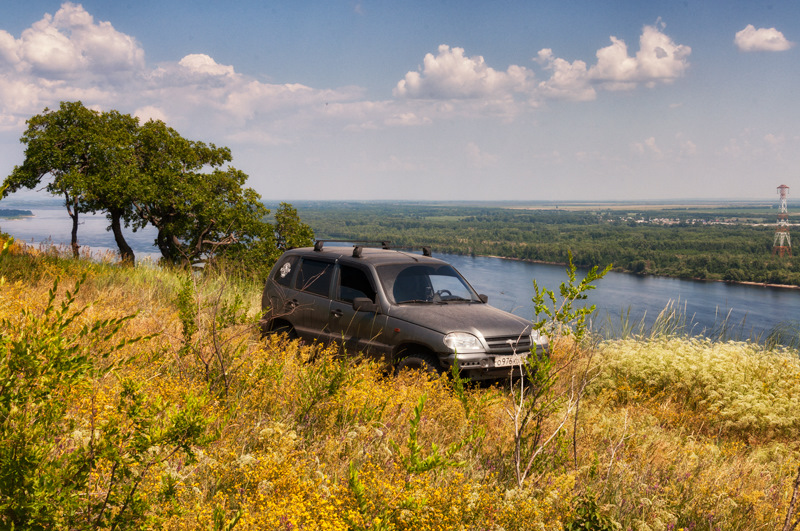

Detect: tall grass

[597,297,800,349]
[1,240,799,529]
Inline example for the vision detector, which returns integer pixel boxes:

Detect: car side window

[296,259,333,297]
[273,255,298,287]
[337,265,376,303]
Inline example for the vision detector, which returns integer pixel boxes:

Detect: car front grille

[485,335,533,354]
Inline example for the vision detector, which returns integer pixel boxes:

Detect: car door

[264,254,301,321]
[292,257,335,342]
[328,263,390,360]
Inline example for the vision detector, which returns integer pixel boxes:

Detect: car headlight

[531,330,549,354]
[443,332,483,353]
[531,330,548,347]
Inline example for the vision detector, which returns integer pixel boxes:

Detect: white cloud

[634,24,691,81]
[588,36,638,86]
[632,136,663,159]
[384,112,431,126]
[535,49,596,101]
[764,133,785,146]
[53,2,144,72]
[465,142,497,168]
[735,24,794,52]
[535,24,690,101]
[394,44,534,99]
[0,2,370,142]
[0,3,696,162]
[0,30,21,66]
[179,54,235,77]
[133,105,167,123]
[11,2,144,77]
[678,137,697,156]
[394,25,691,109]
[588,23,690,86]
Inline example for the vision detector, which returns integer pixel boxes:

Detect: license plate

[494,354,526,367]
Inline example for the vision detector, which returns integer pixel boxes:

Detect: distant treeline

[0,209,33,218]
[293,202,800,287]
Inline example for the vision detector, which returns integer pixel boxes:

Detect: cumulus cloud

[589,23,690,85]
[536,23,690,100]
[384,112,431,126]
[735,24,794,52]
[0,3,696,149]
[0,2,148,120]
[397,23,690,111]
[632,133,697,161]
[535,49,596,100]
[632,136,663,159]
[133,105,167,123]
[7,2,144,77]
[394,44,534,99]
[465,141,498,168]
[0,2,370,143]
[764,132,785,146]
[179,54,236,77]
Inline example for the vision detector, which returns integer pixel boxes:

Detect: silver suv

[261,242,547,380]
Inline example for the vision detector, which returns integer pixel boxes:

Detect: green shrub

[0,276,208,529]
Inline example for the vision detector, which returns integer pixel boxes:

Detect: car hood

[387,302,532,338]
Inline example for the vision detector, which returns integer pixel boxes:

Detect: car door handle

[331,309,343,318]
[286,299,298,311]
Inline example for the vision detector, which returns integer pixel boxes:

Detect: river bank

[482,252,800,291]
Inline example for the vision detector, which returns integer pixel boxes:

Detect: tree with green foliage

[5,102,144,262]
[274,202,314,251]
[127,119,275,267]
[4,102,295,274]
[4,102,103,257]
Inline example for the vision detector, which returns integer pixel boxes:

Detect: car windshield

[376,263,481,304]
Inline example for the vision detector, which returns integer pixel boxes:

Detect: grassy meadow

[1,237,799,530]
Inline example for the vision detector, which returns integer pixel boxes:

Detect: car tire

[395,351,443,376]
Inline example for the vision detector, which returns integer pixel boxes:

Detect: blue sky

[0,1,798,202]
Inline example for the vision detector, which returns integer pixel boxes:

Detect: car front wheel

[395,351,443,376]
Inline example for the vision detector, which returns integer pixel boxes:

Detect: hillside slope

[1,240,799,530]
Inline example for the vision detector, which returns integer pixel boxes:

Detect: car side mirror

[479,294,489,303]
[353,297,379,313]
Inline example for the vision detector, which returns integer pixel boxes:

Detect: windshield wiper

[398,299,436,304]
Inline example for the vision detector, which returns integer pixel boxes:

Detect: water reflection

[444,253,800,343]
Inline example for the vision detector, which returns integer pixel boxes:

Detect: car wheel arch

[393,345,444,376]
[266,318,298,340]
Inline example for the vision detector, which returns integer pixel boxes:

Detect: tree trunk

[157,228,181,264]
[109,209,135,264]
[64,192,80,258]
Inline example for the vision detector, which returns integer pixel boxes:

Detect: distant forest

[0,209,32,219]
[288,202,800,287]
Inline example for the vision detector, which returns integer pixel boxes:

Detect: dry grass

[1,241,799,530]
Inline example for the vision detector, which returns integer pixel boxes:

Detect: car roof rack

[312,240,433,258]
[313,239,392,252]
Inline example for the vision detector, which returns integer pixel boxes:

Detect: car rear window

[273,255,298,287]
[296,259,333,297]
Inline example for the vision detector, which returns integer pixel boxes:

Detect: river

[2,200,799,342]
